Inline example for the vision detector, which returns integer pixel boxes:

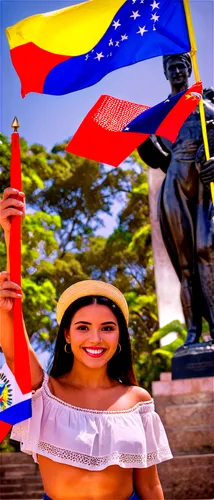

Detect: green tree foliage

[0,133,170,387]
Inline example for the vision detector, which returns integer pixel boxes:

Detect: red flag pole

[0,120,31,442]
[9,118,31,395]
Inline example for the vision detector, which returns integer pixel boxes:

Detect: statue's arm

[137,135,171,173]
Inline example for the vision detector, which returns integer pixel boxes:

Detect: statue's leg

[197,186,214,339]
[159,180,202,343]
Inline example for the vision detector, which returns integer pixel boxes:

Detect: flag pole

[0,121,32,444]
[183,0,214,209]
[9,119,32,396]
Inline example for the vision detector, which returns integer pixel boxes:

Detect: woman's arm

[131,386,168,500]
[133,465,164,500]
[0,188,44,389]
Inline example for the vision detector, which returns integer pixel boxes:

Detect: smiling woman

[0,188,173,500]
[49,286,136,387]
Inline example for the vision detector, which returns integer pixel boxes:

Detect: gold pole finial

[12,117,20,132]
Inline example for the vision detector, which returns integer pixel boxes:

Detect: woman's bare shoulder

[128,385,152,403]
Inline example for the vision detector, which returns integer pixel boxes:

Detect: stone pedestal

[152,372,214,499]
[172,342,214,380]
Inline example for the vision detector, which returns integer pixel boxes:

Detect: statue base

[172,340,214,380]
[152,372,214,499]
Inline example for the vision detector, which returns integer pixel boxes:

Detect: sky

[0,0,213,367]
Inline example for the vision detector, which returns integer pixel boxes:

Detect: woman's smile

[82,347,107,358]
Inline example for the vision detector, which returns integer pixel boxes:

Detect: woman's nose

[90,328,102,342]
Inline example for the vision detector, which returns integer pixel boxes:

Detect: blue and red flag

[0,128,32,442]
[6,0,191,97]
[123,82,202,142]
[66,81,202,167]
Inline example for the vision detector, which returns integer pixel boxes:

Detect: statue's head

[163,53,192,91]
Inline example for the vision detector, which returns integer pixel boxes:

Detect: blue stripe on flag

[123,90,185,134]
[0,398,32,425]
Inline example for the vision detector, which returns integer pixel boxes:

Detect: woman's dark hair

[48,296,138,386]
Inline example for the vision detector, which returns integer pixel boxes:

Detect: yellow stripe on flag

[6,0,126,56]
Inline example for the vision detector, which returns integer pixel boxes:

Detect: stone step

[1,476,43,485]
[166,426,214,453]
[0,480,43,492]
[0,452,38,464]
[0,492,44,500]
[1,462,37,468]
[158,453,214,499]
[1,464,41,479]
[165,402,214,427]
[2,471,42,479]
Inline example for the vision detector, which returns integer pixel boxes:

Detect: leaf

[149,320,187,344]
[152,349,174,359]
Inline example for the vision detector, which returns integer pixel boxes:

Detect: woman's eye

[102,326,114,331]
[77,325,88,330]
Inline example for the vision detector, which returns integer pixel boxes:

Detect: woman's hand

[0,188,25,234]
[0,271,22,313]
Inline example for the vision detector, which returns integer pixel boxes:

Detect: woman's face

[64,303,120,369]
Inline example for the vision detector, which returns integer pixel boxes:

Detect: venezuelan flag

[6,0,191,97]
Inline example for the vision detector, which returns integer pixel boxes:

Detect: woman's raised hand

[0,188,25,234]
[0,271,22,312]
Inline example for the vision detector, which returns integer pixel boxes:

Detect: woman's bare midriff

[38,455,134,500]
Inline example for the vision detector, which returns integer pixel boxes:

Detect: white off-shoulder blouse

[11,372,173,471]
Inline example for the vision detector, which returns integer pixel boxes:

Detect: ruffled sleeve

[139,400,173,467]
[10,371,47,464]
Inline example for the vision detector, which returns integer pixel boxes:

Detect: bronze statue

[138,53,214,345]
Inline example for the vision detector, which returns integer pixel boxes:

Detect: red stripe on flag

[10,42,71,97]
[66,95,149,166]
[0,421,12,442]
[10,133,31,395]
[156,81,203,142]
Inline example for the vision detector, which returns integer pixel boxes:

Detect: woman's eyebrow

[74,321,117,326]
[101,321,117,326]
[74,321,91,325]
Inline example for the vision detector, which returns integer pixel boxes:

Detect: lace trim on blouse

[38,441,172,468]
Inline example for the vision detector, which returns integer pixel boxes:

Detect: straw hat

[56,280,129,325]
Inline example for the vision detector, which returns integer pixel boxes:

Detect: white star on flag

[130,10,141,20]
[140,0,145,3]
[132,0,137,3]
[137,26,148,36]
[85,54,89,60]
[150,1,160,10]
[109,39,114,46]
[151,13,159,22]
[115,41,120,47]
[124,127,130,131]
[112,19,121,29]
[121,34,128,41]
[95,52,105,61]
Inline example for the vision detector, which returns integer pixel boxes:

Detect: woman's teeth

[85,348,105,354]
